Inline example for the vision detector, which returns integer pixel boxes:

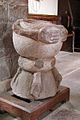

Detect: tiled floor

[0,51,80,120]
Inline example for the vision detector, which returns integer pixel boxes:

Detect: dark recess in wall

[59,0,80,51]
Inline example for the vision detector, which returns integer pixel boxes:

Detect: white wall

[28,0,58,15]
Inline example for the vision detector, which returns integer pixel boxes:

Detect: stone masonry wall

[0,0,28,81]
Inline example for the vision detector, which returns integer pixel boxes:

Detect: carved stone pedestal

[11,19,68,100]
[0,17,69,120]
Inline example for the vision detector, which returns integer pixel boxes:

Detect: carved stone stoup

[11,19,68,100]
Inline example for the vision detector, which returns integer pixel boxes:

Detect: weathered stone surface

[1,28,19,78]
[0,0,28,83]
[10,53,19,77]
[0,56,10,81]
[13,19,68,44]
[0,48,5,58]
[8,1,27,22]
[0,1,8,22]
[37,70,58,99]
[0,22,7,37]
[31,72,42,98]
[0,79,11,93]
[8,0,27,4]
[52,66,62,88]
[11,68,59,100]
[11,19,68,100]
[0,39,4,49]
[13,32,63,59]
[2,28,17,56]
[31,70,58,99]
[18,56,55,72]
[11,69,33,99]
[0,0,66,100]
